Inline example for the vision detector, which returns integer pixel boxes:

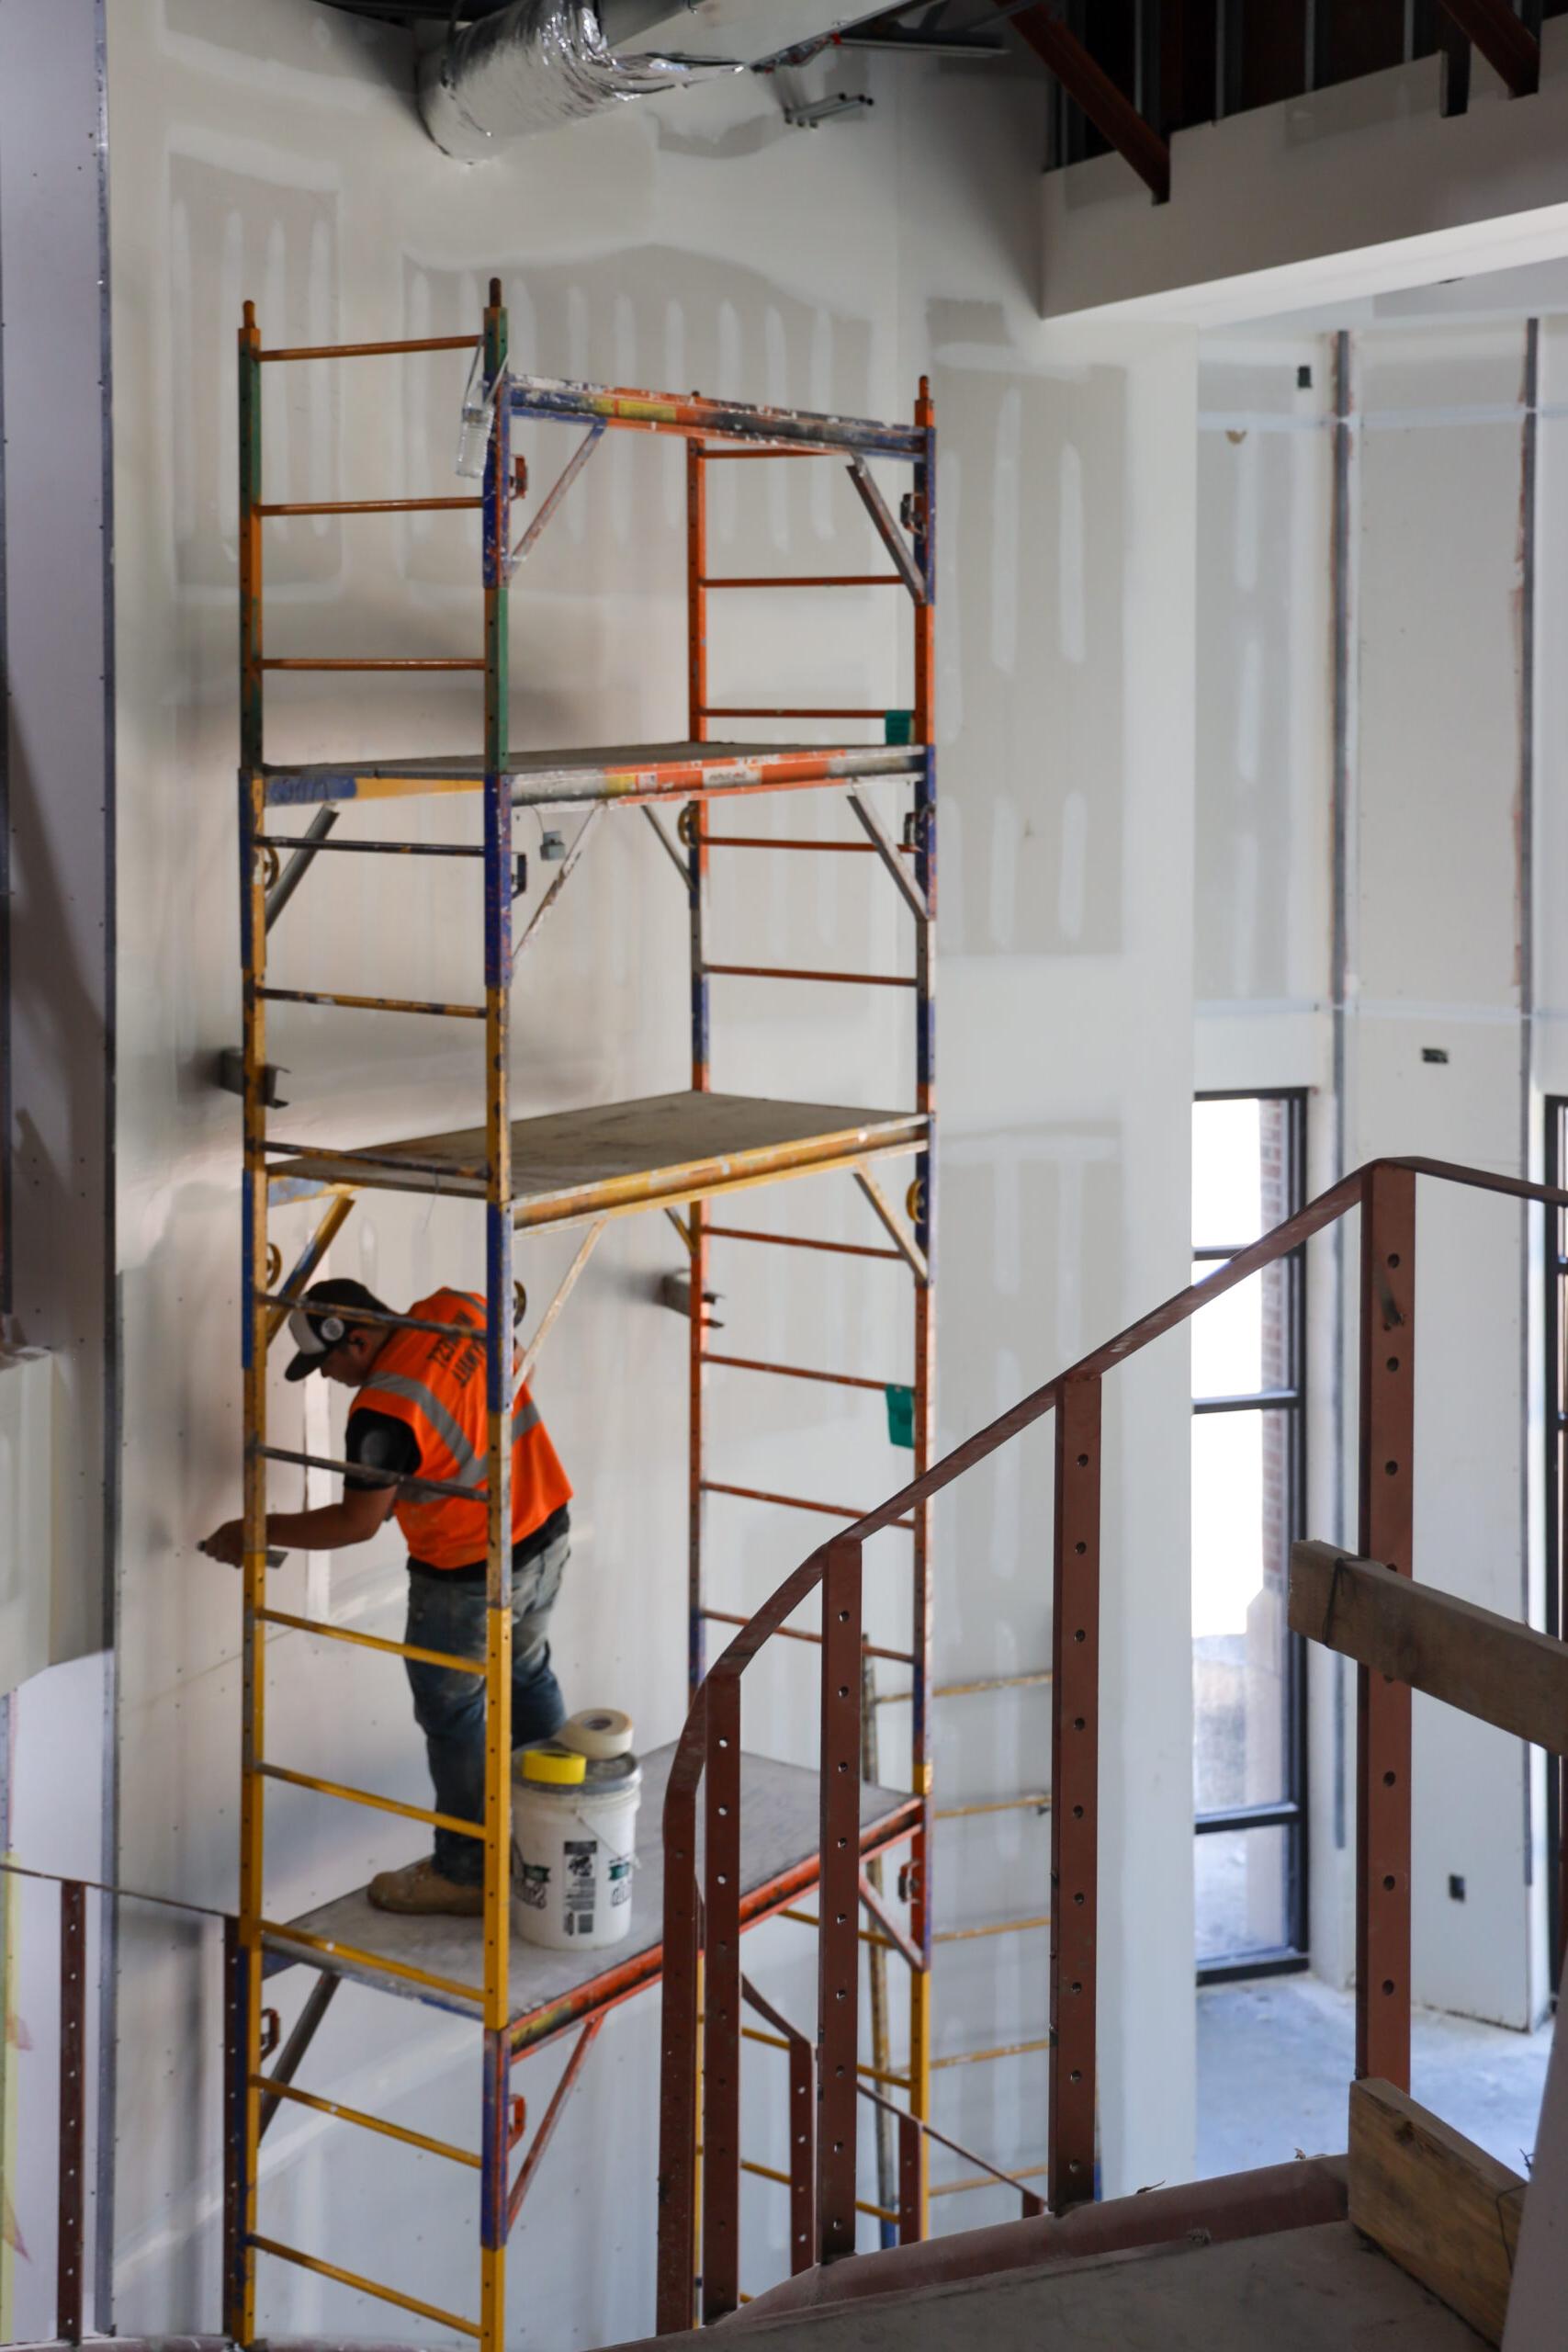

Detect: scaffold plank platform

[259,740,922,809]
[268,1089,926,1221]
[263,1744,921,2051]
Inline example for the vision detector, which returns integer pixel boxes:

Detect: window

[1545,1101,1567,1996]
[1191,1091,1309,1980]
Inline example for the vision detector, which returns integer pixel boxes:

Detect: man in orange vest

[201,1277,573,1917]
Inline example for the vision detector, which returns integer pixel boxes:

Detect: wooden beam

[1001,4,1171,201]
[1290,1541,1568,1755]
[1435,0,1540,96]
[1348,2079,1525,2346]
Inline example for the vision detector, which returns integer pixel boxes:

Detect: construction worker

[200,1276,572,1917]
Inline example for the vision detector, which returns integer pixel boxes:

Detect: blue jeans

[403,1524,570,1884]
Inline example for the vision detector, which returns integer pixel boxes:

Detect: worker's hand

[198,1520,248,1568]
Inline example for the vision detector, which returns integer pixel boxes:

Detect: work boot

[367,1857,483,1917]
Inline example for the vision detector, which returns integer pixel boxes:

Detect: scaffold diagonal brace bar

[848,790,929,922]
[853,1164,928,1283]
[506,2015,604,2233]
[512,806,602,977]
[509,424,605,571]
[265,1193,356,1346]
[858,1869,923,1973]
[514,1217,608,1386]
[642,803,691,886]
[846,458,928,604]
[265,807,339,931]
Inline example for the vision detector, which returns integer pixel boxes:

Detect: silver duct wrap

[419,1,735,158]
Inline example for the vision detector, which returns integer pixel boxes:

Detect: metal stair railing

[653,1151,1568,2333]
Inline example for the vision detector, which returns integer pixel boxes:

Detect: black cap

[283,1278,386,1383]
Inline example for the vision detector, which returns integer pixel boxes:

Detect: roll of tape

[558,1707,634,1761]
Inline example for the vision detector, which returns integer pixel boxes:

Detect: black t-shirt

[344,1406,421,1489]
[344,1404,568,1579]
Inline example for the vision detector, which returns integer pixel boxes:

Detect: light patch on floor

[1198,1973,1553,2181]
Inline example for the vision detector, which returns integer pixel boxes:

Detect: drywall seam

[1517,317,1539,1959]
[94,0,119,2321]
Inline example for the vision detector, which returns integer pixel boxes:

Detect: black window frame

[1191,1085,1311,1985]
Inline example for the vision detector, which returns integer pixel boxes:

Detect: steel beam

[1435,0,1539,94]
[1003,4,1171,199]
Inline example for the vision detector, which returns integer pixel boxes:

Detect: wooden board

[270,1089,927,1220]
[260,740,921,809]
[1290,1541,1568,1755]
[1348,2078,1525,2345]
[264,1742,919,2043]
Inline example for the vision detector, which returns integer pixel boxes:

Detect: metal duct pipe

[418,1,869,156]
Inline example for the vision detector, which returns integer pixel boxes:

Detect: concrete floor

[1198,1973,1554,2178]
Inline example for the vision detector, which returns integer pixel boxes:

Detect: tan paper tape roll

[558,1706,635,1760]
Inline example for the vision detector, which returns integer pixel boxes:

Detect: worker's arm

[199,1479,398,1568]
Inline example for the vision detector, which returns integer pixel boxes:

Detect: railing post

[57,1879,86,2344]
[1357,1163,1416,2086]
[656,1718,704,2335]
[701,1672,742,2321]
[897,2110,921,2245]
[788,2029,816,2273]
[817,1538,864,2264]
[1050,1375,1101,2212]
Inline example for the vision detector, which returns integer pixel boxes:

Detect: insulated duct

[418,1,867,156]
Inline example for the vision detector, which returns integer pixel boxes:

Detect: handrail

[655,1153,1568,2329]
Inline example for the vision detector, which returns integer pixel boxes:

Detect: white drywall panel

[105,2,1199,2335]
[1193,307,1555,2031]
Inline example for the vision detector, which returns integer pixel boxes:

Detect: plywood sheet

[265,1742,917,2036]
[270,1089,926,1217]
[610,2223,1490,2352]
[260,740,921,807]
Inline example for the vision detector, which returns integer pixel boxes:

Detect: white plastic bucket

[512,1747,641,1951]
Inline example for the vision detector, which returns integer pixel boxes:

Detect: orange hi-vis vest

[356,1288,571,1572]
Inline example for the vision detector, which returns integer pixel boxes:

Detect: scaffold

[231,281,970,2346]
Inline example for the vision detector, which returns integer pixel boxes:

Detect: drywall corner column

[1094,324,1199,2196]
[0,0,117,1674]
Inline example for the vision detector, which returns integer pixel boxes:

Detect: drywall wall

[1194,309,1553,2034]
[1042,25,1568,326]
[0,0,117,1678]
[100,3,1200,2342]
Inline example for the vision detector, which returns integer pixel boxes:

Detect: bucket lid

[519,1742,587,1787]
